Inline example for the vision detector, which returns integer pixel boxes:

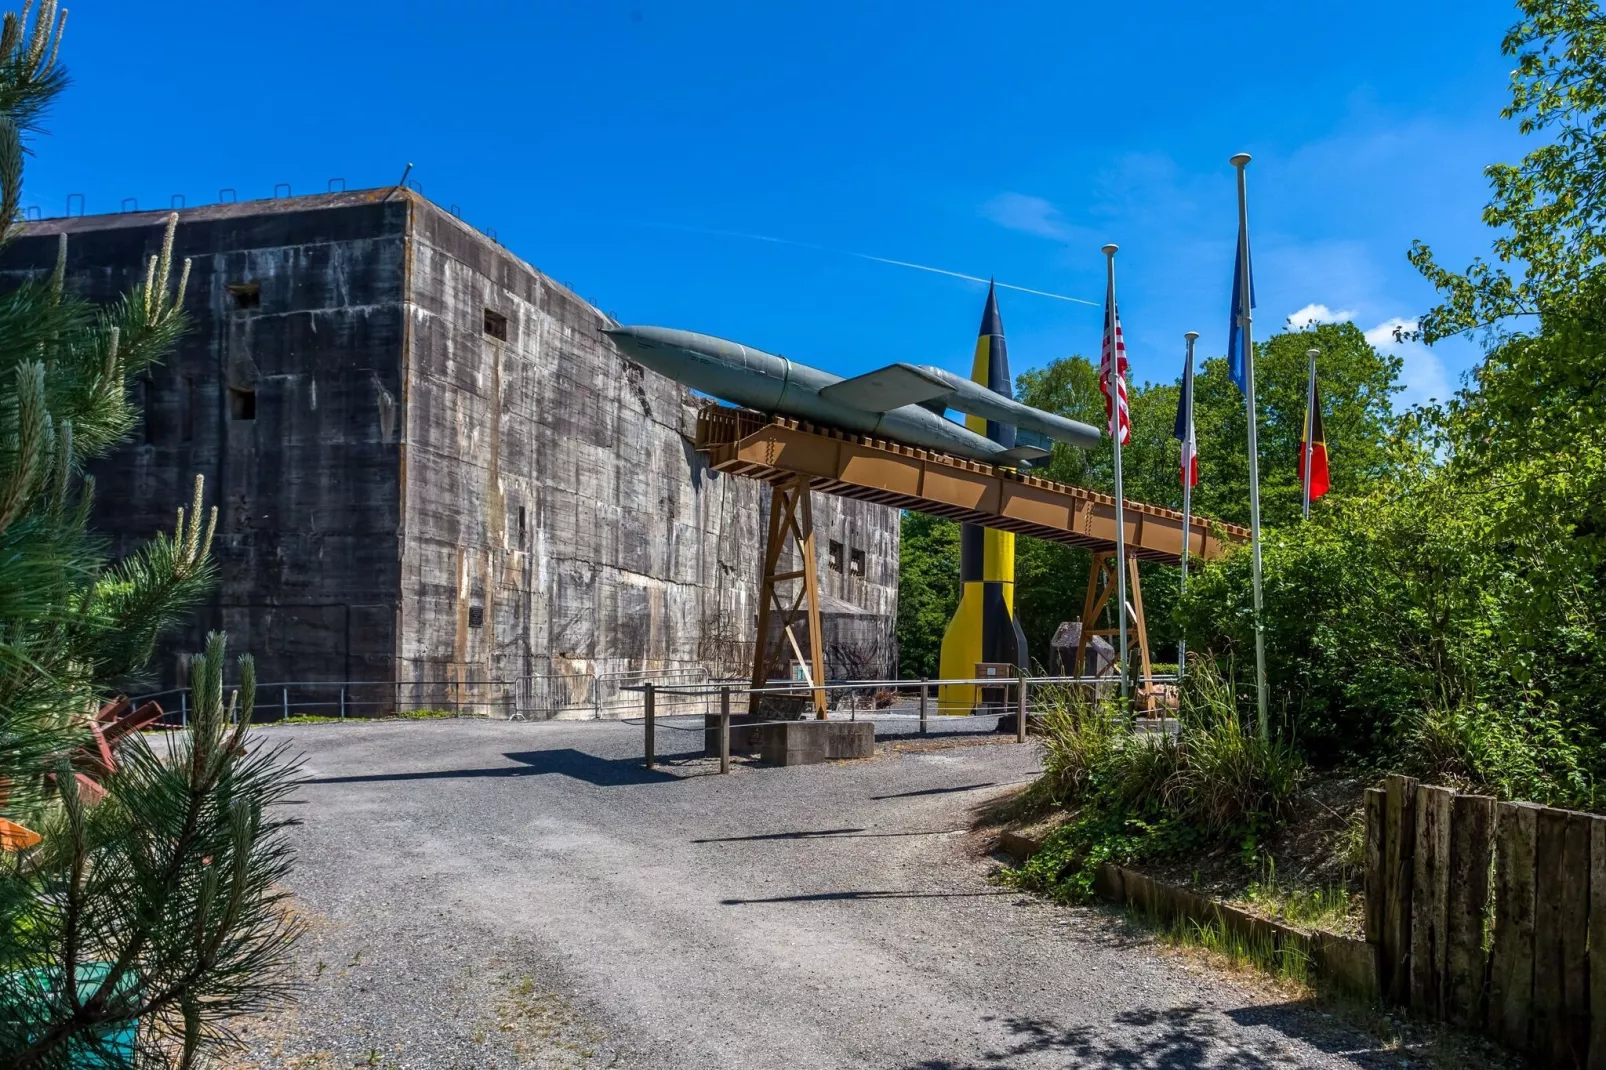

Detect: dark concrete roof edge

[16,188,407,236]
[18,186,612,325]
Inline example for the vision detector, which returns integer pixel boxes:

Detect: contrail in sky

[638,221,1098,307]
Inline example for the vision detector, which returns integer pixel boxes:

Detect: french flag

[1174,349,1198,488]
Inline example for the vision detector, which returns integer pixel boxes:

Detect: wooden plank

[1383,774,1419,1004]
[1445,793,1495,1029]
[1411,784,1453,1014]
[1490,801,1540,1050]
[1364,787,1388,998]
[1562,811,1592,1067]
[1588,817,1606,1070]
[1534,807,1568,1061]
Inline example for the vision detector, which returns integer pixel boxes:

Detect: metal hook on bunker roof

[23,206,39,221]
[274,183,292,199]
[120,197,138,213]
[407,179,424,194]
[448,204,461,218]
[171,194,185,210]
[384,162,413,201]
[328,177,346,192]
[66,193,83,216]
[218,188,237,203]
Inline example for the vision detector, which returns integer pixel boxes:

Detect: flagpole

[1178,330,1197,681]
[1231,152,1269,738]
[1302,347,1318,521]
[1102,243,1129,707]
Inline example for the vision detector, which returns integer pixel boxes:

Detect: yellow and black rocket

[938,283,1027,712]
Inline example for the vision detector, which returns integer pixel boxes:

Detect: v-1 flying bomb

[604,325,1102,466]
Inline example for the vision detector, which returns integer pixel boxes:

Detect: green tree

[1005,322,1403,668]
[0,5,298,1064]
[1409,0,1606,339]
[894,511,960,678]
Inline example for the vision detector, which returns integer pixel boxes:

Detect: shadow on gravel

[692,827,966,843]
[721,889,1017,905]
[871,782,998,799]
[302,748,697,787]
[897,1003,1397,1069]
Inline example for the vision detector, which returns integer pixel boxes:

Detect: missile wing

[820,362,1102,449]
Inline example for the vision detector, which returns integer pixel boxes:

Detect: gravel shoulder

[230,717,1400,1069]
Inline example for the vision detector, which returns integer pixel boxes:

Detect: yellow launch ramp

[698,405,1248,715]
[697,407,1246,562]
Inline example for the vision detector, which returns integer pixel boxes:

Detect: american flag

[1099,297,1131,446]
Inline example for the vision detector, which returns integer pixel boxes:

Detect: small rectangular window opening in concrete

[227,282,260,309]
[850,548,866,577]
[484,308,508,341]
[468,605,484,628]
[518,505,526,544]
[229,387,256,421]
[828,540,843,573]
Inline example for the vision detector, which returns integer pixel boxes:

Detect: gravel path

[231,716,1397,1069]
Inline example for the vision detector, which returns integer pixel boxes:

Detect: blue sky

[27,1,1527,408]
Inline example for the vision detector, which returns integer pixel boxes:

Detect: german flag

[1299,377,1330,501]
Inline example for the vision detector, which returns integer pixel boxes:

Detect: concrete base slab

[705,718,875,766]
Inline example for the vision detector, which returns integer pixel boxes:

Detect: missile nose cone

[604,325,671,362]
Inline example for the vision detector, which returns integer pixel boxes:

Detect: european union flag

[1227,225,1255,394]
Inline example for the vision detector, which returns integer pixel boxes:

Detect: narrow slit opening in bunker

[518,505,526,544]
[484,308,508,341]
[850,548,866,577]
[828,540,844,573]
[229,387,256,421]
[227,282,260,309]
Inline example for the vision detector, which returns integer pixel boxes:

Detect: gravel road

[231,716,1399,1069]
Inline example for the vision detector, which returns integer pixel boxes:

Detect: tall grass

[1012,661,1303,901]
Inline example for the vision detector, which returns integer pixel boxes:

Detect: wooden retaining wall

[1367,774,1604,1067]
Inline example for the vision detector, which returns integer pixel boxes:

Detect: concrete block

[734,719,876,766]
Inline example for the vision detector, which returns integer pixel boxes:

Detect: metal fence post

[180,691,187,730]
[1016,671,1028,744]
[719,685,731,775]
[644,682,656,770]
[339,687,346,721]
[282,687,289,722]
[919,679,928,736]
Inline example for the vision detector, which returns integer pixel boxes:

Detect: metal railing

[129,678,518,727]
[629,672,1179,774]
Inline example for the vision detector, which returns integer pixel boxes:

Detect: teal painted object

[1,962,137,1067]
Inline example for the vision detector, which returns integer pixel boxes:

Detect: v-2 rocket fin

[818,363,953,412]
[994,443,1051,465]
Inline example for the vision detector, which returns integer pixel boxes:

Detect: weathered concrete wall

[1,191,900,713]
[0,194,407,696]
[400,198,898,705]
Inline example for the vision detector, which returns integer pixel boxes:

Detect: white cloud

[1364,316,1453,408]
[981,192,1074,241]
[1286,303,1356,329]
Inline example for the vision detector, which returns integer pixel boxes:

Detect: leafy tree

[1001,323,1403,669]
[0,5,298,1065]
[1409,0,1606,339]
[894,511,959,678]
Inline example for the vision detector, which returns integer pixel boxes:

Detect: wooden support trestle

[749,474,828,719]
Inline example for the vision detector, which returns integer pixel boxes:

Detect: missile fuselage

[605,326,1092,465]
